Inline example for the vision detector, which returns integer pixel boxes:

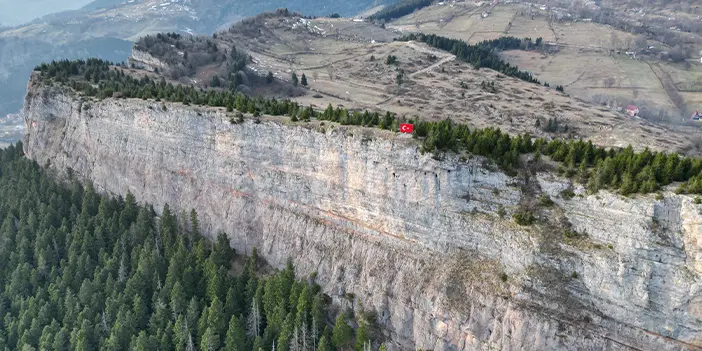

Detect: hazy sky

[0,0,94,26]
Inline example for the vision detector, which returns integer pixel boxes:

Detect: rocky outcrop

[23,76,702,350]
[128,48,171,72]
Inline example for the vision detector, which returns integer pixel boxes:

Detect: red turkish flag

[400,123,414,134]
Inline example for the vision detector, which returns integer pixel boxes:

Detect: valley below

[0,113,24,148]
[385,0,702,123]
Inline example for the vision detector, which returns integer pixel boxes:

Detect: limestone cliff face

[23,76,702,351]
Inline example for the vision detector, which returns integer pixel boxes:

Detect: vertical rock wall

[23,79,702,350]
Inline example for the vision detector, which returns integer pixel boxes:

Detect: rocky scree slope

[22,75,702,350]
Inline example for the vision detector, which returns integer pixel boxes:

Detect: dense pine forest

[34,59,702,196]
[0,143,380,350]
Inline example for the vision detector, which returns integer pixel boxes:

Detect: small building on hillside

[626,105,639,117]
[691,109,701,121]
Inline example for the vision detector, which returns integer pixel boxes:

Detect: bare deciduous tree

[246,299,260,338]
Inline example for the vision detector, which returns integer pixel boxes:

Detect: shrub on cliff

[539,194,554,207]
[513,210,535,226]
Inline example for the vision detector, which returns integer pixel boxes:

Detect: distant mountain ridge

[0,0,391,120]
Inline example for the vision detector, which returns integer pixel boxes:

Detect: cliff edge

[23,75,702,350]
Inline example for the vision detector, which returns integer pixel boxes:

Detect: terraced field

[386,1,702,122]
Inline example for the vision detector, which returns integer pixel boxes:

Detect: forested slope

[0,143,377,351]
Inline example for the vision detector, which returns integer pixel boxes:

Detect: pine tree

[578,158,589,183]
[225,315,246,351]
[74,320,94,351]
[354,318,369,351]
[189,209,200,239]
[53,327,69,351]
[317,335,330,351]
[211,232,234,269]
[173,315,190,351]
[301,74,308,87]
[207,297,226,338]
[278,312,295,351]
[171,282,187,319]
[292,72,299,87]
[252,336,263,351]
[332,312,353,350]
[295,286,312,327]
[200,327,219,351]
[133,295,149,331]
[185,298,200,333]
[197,307,209,342]
[620,172,636,195]
[133,331,156,351]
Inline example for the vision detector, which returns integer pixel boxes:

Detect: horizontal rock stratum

[23,75,702,350]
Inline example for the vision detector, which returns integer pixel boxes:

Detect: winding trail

[409,55,455,78]
[564,70,586,87]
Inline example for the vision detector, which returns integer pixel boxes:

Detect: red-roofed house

[691,109,701,121]
[626,105,639,117]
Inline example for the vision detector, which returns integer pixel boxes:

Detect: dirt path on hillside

[564,71,586,87]
[437,6,483,29]
[409,55,455,78]
[375,42,456,104]
[648,62,686,114]
[504,11,517,33]
[547,19,558,44]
